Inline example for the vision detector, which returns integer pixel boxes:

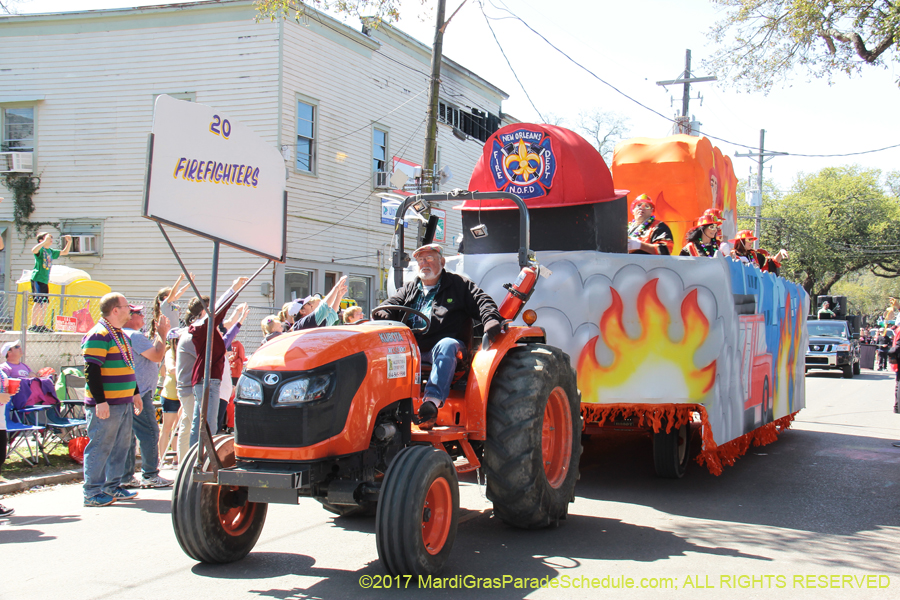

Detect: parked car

[806,319,860,378]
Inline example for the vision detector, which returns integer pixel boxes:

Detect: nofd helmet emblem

[489,129,556,200]
[263,373,280,386]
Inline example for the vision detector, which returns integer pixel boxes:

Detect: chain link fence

[0,291,276,373]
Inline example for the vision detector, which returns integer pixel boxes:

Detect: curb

[0,468,84,495]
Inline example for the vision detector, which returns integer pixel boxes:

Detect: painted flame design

[577,279,716,404]
[774,293,801,416]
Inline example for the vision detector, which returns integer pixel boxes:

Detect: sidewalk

[0,458,150,495]
[0,467,84,495]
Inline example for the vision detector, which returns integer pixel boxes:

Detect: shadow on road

[576,428,900,538]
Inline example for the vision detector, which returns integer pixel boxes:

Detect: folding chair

[61,368,87,420]
[5,402,51,466]
[17,403,87,453]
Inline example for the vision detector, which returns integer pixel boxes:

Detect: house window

[296,99,317,173]
[373,128,388,173]
[347,275,371,315]
[2,107,34,152]
[285,269,314,303]
[60,219,103,257]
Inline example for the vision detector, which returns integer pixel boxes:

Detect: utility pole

[656,49,716,134]
[422,0,446,197]
[735,129,787,245]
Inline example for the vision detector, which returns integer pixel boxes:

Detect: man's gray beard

[418,268,442,283]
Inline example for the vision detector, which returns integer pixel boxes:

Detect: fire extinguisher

[499,266,539,320]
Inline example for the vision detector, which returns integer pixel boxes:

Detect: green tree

[831,269,900,320]
[759,166,900,295]
[254,0,405,24]
[706,1,900,93]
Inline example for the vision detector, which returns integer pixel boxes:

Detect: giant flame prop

[578,279,716,404]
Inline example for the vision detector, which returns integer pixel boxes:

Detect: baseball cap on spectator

[129,304,144,314]
[1,340,21,358]
[287,294,322,317]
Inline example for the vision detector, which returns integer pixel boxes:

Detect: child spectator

[157,333,180,465]
[261,315,282,342]
[343,306,364,324]
[1,340,37,378]
[28,232,72,332]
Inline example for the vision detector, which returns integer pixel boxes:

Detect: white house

[0,0,509,315]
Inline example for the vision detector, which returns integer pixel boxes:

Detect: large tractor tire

[483,344,582,529]
[653,421,691,479]
[172,436,268,563]
[376,445,459,576]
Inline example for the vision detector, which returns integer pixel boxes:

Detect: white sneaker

[120,477,140,489]
[141,475,173,489]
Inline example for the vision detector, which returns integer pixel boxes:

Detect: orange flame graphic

[578,279,716,404]
[774,293,801,416]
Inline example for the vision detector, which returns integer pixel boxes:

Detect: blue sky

[9,0,900,191]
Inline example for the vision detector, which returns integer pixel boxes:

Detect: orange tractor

[171,192,582,575]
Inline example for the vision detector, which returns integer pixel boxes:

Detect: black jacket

[378,270,501,354]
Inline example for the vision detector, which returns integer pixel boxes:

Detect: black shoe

[415,400,439,429]
[0,504,14,518]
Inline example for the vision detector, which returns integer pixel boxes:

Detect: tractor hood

[248,322,418,372]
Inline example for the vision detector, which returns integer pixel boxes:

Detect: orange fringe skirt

[580,402,798,476]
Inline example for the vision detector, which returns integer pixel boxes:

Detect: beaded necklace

[628,215,655,239]
[696,239,718,257]
[101,318,135,372]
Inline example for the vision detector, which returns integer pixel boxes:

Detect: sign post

[143,95,287,479]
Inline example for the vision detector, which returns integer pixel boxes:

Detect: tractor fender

[463,326,546,438]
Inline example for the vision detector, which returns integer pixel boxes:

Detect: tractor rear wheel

[172,436,267,563]
[484,344,581,529]
[375,445,459,576]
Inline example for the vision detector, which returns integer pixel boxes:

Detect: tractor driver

[375,244,503,429]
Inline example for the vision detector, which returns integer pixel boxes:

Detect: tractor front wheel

[172,436,268,563]
[484,344,582,529]
[375,445,459,576]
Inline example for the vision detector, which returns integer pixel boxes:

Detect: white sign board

[143,95,286,261]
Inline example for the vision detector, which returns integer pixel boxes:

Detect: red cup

[6,378,20,394]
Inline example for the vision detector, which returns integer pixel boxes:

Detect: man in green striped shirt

[81,293,144,507]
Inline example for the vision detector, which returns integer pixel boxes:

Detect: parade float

[447,124,807,477]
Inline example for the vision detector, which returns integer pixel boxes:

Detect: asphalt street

[1,369,898,600]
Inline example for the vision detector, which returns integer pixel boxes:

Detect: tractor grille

[235,352,367,448]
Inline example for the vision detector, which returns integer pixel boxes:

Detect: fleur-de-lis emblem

[503,139,540,181]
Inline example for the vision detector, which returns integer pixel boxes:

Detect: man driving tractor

[375,243,503,429]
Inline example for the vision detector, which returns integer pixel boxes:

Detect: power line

[482,0,900,160]
[479,2,546,122]
[318,86,429,146]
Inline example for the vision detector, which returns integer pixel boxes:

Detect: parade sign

[143,95,286,261]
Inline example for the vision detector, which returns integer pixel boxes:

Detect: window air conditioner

[68,234,99,255]
[373,171,391,189]
[0,151,34,173]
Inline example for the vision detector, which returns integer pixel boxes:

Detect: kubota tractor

[171,192,582,575]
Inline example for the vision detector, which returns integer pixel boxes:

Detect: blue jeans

[124,389,160,480]
[422,338,465,405]
[83,403,133,499]
[189,380,220,448]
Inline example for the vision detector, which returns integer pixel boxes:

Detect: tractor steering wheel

[372,305,431,334]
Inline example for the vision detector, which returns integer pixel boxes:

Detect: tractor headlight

[835,344,850,352]
[274,373,334,406]
[235,375,263,405]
